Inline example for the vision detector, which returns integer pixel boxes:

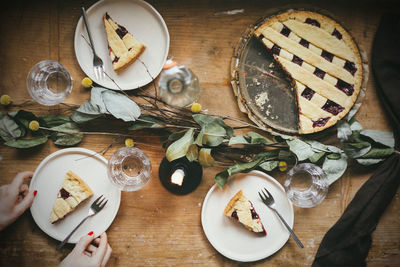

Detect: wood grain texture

[0,0,399,266]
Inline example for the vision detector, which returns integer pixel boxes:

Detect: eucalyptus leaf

[327,153,341,160]
[76,100,102,115]
[359,147,394,159]
[167,131,187,142]
[215,170,229,189]
[201,123,228,146]
[90,87,108,113]
[287,139,314,161]
[228,135,249,145]
[102,90,141,122]
[246,131,272,144]
[342,142,371,158]
[337,120,352,142]
[0,115,22,141]
[40,115,70,127]
[323,153,348,185]
[309,152,326,163]
[166,129,194,162]
[259,160,279,171]
[198,148,215,167]
[349,119,363,131]
[193,114,233,138]
[356,158,385,165]
[50,122,83,147]
[360,130,395,148]
[71,111,101,123]
[5,136,48,148]
[186,144,199,162]
[128,115,166,130]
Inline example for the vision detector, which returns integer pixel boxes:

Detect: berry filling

[301,87,315,100]
[271,44,281,55]
[292,55,303,66]
[313,68,326,79]
[332,28,343,40]
[313,117,331,128]
[322,100,345,115]
[299,38,310,48]
[280,25,291,37]
[305,18,321,27]
[59,188,70,200]
[344,60,357,76]
[231,210,238,220]
[115,26,128,39]
[336,79,354,96]
[321,50,334,62]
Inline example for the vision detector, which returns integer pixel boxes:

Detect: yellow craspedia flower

[81,77,93,88]
[0,94,11,106]
[29,120,40,131]
[279,161,287,172]
[191,102,202,113]
[125,138,135,147]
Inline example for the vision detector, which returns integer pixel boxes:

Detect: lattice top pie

[49,171,93,224]
[103,12,146,72]
[254,10,362,134]
[224,190,266,235]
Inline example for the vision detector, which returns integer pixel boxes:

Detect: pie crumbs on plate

[254,10,362,134]
[49,171,93,224]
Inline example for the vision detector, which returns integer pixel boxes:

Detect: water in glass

[26,60,72,106]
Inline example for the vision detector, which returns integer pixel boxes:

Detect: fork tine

[263,188,271,199]
[97,197,106,207]
[258,192,265,201]
[99,199,108,209]
[93,195,103,204]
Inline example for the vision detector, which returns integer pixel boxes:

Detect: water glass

[26,60,72,106]
[284,163,329,208]
[107,147,152,191]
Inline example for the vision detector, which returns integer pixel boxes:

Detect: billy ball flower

[125,138,135,147]
[279,161,287,172]
[0,95,11,106]
[29,120,40,131]
[81,77,93,88]
[191,102,202,113]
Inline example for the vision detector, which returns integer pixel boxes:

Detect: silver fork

[258,188,304,248]
[56,195,108,250]
[81,7,105,80]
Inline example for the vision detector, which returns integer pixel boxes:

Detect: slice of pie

[254,10,363,134]
[49,171,93,224]
[103,12,146,72]
[224,190,267,235]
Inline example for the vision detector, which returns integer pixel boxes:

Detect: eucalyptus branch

[39,126,132,137]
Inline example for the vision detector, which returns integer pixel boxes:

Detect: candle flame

[171,169,185,186]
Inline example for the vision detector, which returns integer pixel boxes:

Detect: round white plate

[201,170,294,262]
[30,148,121,243]
[74,0,170,90]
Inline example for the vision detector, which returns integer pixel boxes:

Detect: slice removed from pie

[49,171,93,224]
[103,12,146,72]
[254,10,363,134]
[224,190,267,235]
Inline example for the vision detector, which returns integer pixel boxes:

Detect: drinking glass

[26,60,72,106]
[107,147,152,191]
[284,163,329,208]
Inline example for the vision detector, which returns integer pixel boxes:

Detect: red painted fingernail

[33,190,37,196]
[88,231,94,236]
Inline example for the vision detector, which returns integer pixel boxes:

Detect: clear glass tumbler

[26,60,72,106]
[284,163,329,208]
[158,59,200,107]
[107,147,152,191]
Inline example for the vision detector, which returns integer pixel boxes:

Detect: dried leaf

[166,129,194,162]
[5,136,48,148]
[360,130,395,148]
[0,115,22,141]
[102,90,141,122]
[186,144,199,162]
[198,148,215,167]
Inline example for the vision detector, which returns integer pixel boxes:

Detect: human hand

[0,171,36,230]
[59,232,112,267]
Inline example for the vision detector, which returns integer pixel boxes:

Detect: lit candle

[170,168,185,186]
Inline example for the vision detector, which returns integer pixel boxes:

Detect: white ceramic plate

[30,148,121,243]
[74,0,170,90]
[201,170,294,262]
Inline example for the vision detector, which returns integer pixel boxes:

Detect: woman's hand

[59,232,112,267]
[0,171,36,230]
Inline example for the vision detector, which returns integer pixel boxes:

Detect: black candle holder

[158,157,202,195]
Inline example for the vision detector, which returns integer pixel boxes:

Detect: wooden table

[1,0,399,266]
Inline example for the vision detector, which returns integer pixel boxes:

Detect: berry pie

[224,190,267,235]
[103,12,146,72]
[254,10,362,134]
[49,171,93,224]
